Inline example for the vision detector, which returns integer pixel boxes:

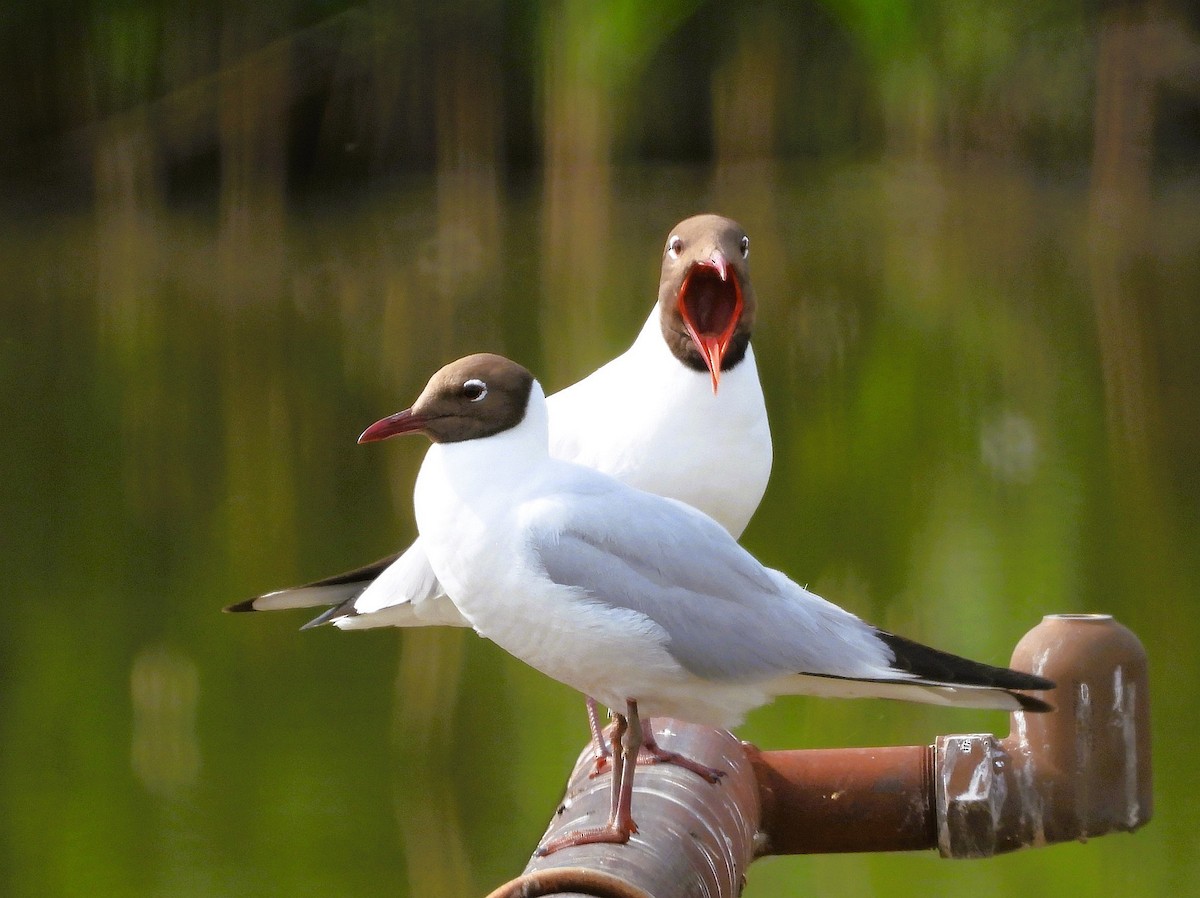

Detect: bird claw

[534,821,638,857]
[637,744,726,784]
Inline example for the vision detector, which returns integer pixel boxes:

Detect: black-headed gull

[355,352,1055,854]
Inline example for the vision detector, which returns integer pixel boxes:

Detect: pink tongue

[695,333,724,393]
[680,270,740,393]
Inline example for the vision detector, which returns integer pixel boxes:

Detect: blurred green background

[3,1,1198,896]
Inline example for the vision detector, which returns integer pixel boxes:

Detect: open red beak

[677,250,744,394]
[358,408,428,443]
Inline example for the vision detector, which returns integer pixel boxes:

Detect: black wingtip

[1013,692,1055,713]
[223,553,400,620]
[876,629,1056,694]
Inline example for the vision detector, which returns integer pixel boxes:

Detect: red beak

[358,408,428,443]
[677,250,743,394]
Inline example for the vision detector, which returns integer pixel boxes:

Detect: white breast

[547,314,771,538]
[415,445,674,700]
[416,435,779,730]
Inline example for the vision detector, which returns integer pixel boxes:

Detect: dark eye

[463,379,487,402]
[666,235,683,259]
[739,235,749,259]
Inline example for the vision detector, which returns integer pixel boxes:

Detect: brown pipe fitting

[934,613,1153,857]
[489,723,760,898]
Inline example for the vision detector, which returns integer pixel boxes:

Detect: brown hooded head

[358,353,535,445]
[656,214,757,392]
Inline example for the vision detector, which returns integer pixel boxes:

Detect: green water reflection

[3,162,1197,897]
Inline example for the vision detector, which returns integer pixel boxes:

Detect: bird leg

[587,701,726,783]
[636,719,726,784]
[535,701,642,856]
[586,697,614,777]
[612,700,642,837]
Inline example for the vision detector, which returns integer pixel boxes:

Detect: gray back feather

[529,489,894,683]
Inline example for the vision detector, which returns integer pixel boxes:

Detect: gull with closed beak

[356,352,1055,854]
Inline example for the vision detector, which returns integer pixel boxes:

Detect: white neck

[412,380,553,615]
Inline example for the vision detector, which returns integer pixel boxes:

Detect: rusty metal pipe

[485,725,760,898]
[486,614,1152,896]
[746,743,936,855]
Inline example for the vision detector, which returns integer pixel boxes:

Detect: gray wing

[528,488,894,683]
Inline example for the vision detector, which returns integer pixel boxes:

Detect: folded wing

[530,486,1051,711]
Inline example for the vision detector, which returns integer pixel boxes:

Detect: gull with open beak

[663,221,748,393]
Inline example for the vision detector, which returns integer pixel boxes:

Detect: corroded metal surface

[935,613,1152,857]
[746,743,935,854]
[935,733,1010,857]
[1011,613,1153,841]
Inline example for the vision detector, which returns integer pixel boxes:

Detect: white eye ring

[463,378,487,402]
[739,235,750,259]
[666,235,683,259]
